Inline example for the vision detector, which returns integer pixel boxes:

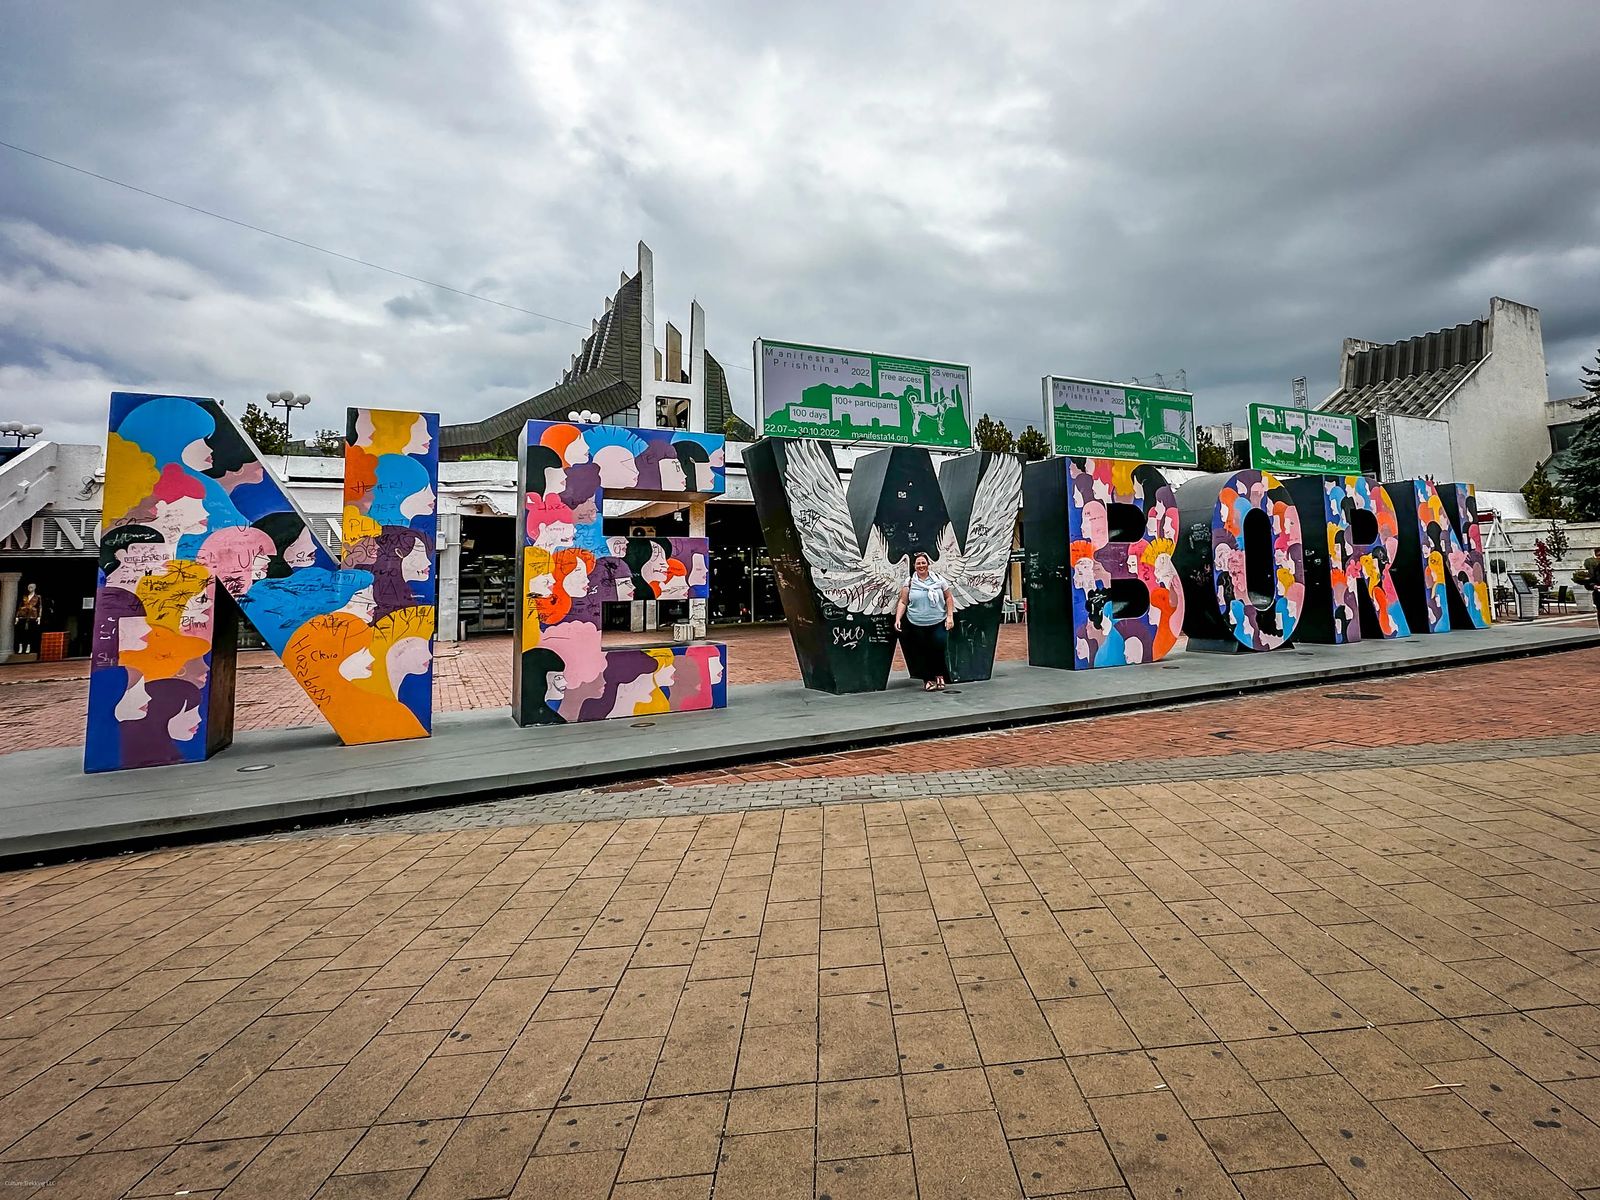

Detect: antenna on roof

[1131,368,1187,391]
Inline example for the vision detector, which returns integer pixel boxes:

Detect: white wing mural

[780,439,907,615]
[930,453,1023,609]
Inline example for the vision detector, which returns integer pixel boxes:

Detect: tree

[310,428,344,457]
[1017,425,1049,462]
[1532,538,1555,589]
[723,413,757,443]
[241,402,287,454]
[1557,347,1600,521]
[974,413,1015,454]
[1522,460,1569,519]
[1196,427,1232,473]
[1569,422,1600,521]
[1547,520,1570,562]
[1581,346,1600,413]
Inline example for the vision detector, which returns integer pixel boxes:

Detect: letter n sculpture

[86,393,439,772]
[1381,478,1491,633]
[514,420,728,724]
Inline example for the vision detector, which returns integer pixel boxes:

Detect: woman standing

[895,551,955,691]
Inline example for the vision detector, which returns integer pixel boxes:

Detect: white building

[1316,296,1550,492]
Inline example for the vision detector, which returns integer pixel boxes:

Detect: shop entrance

[458,514,517,637]
[1,556,98,661]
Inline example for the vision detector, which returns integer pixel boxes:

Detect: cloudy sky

[2,0,1598,446]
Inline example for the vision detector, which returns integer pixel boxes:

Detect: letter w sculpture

[746,438,1021,693]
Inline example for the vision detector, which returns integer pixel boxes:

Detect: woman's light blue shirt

[906,574,950,626]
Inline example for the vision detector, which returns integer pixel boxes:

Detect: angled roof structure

[441,244,733,459]
[1317,317,1488,420]
[440,273,644,456]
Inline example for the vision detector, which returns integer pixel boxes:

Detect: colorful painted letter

[1174,469,1305,651]
[513,420,727,724]
[1286,474,1410,644]
[1023,457,1185,670]
[1381,478,1491,633]
[86,394,439,772]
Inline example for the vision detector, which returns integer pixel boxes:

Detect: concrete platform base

[3,622,1596,861]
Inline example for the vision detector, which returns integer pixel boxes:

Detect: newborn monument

[81,381,1493,779]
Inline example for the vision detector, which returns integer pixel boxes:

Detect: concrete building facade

[1317,296,1551,492]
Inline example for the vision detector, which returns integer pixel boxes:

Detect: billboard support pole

[1041,376,1056,456]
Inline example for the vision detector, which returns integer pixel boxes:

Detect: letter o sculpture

[1174,469,1305,651]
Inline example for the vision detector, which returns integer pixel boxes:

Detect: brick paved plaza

[2,648,1600,1197]
[0,625,970,754]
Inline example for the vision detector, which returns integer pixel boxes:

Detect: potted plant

[1577,551,1600,620]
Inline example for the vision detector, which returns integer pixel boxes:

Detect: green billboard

[1248,403,1360,475]
[757,338,972,449]
[1044,376,1196,466]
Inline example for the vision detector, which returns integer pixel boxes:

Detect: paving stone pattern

[5,739,1600,1197]
[304,732,1600,836]
[655,643,1600,787]
[2,620,1587,755]
[278,641,1600,838]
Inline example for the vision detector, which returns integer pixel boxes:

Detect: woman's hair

[624,537,671,575]
[624,538,675,595]
[583,424,649,459]
[121,678,205,768]
[99,524,164,577]
[530,547,596,626]
[525,444,564,496]
[252,511,312,578]
[580,649,658,721]
[560,462,602,512]
[538,423,585,464]
[202,415,257,479]
[91,586,150,669]
[518,646,567,725]
[912,551,932,570]
[673,438,711,486]
[636,439,679,489]
[371,526,434,618]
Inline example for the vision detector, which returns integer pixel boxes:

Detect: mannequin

[14,582,44,655]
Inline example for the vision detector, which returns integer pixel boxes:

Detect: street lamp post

[0,422,44,448]
[567,409,601,424]
[267,391,311,475]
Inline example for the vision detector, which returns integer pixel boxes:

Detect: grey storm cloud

[1,0,1598,446]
